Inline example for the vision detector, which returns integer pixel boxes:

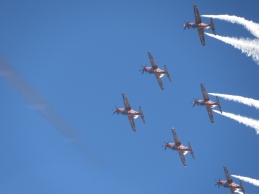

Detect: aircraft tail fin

[139,106,145,123]
[188,142,195,159]
[239,180,246,194]
[210,18,216,35]
[164,65,172,82]
[216,96,222,113]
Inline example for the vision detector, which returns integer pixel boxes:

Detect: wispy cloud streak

[213,110,259,134]
[0,57,103,166]
[209,93,259,109]
[201,15,259,38]
[232,175,259,186]
[205,33,259,64]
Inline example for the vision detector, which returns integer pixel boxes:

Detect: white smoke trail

[201,15,259,38]
[213,110,259,134]
[205,33,259,64]
[208,93,259,109]
[232,175,259,186]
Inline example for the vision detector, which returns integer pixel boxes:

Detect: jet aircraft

[140,51,172,90]
[184,5,216,46]
[215,166,246,194]
[193,83,222,123]
[163,128,195,167]
[113,93,145,131]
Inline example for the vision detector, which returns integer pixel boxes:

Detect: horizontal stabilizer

[239,180,246,194]
[139,106,145,123]
[216,96,222,113]
[164,65,172,82]
[188,142,195,159]
[210,18,216,35]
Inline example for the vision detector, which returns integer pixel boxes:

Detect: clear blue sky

[0,1,259,193]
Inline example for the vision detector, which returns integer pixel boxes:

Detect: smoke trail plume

[209,93,259,109]
[232,175,259,186]
[205,33,259,64]
[201,15,259,38]
[213,110,259,134]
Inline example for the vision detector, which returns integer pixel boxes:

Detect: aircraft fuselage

[217,181,242,192]
[114,108,141,118]
[165,143,190,153]
[185,22,211,29]
[142,67,166,77]
[194,99,219,107]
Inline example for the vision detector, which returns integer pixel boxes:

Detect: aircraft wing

[200,83,210,101]
[197,28,205,46]
[171,128,181,144]
[178,150,187,167]
[122,93,131,111]
[155,74,164,90]
[148,51,158,70]
[229,188,235,194]
[193,5,202,24]
[206,106,214,123]
[127,115,136,131]
[223,166,234,184]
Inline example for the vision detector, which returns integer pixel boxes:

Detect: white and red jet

[184,5,216,46]
[113,93,145,131]
[163,128,195,167]
[215,166,246,194]
[140,51,172,90]
[193,83,222,123]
